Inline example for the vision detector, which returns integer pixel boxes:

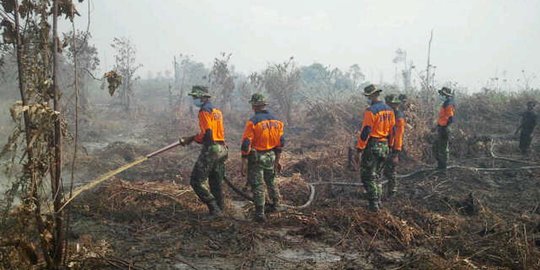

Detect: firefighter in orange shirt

[180,86,228,218]
[353,85,396,212]
[433,87,455,170]
[240,93,285,223]
[383,94,406,198]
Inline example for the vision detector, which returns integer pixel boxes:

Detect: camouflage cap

[249,93,267,106]
[438,87,453,97]
[363,84,382,96]
[385,94,401,104]
[188,85,211,98]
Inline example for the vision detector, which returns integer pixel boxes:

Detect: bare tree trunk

[284,93,292,125]
[173,56,186,111]
[126,46,132,112]
[173,56,178,89]
[426,29,434,90]
[64,21,80,265]
[172,57,177,112]
[51,0,65,266]
[80,82,88,112]
[13,0,53,268]
[178,65,186,110]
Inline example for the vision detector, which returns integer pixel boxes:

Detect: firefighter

[240,93,285,223]
[515,101,538,155]
[353,85,396,212]
[180,86,228,218]
[384,94,406,198]
[433,87,455,170]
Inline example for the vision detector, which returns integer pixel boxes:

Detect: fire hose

[222,176,316,210]
[58,141,315,212]
[58,142,180,212]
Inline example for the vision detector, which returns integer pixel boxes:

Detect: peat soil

[65,138,540,270]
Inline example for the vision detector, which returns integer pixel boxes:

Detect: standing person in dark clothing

[432,87,455,170]
[383,94,406,198]
[515,101,538,155]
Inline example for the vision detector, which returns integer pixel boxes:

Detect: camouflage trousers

[383,152,398,195]
[519,130,533,155]
[361,140,390,203]
[247,150,281,208]
[432,126,450,169]
[190,144,228,209]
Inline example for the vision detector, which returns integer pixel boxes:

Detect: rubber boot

[267,201,286,213]
[387,181,397,198]
[377,183,383,200]
[207,200,223,218]
[436,161,447,177]
[368,200,380,213]
[254,205,266,223]
[214,192,225,211]
[437,160,447,170]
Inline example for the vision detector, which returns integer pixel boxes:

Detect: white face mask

[193,98,204,107]
[439,95,447,102]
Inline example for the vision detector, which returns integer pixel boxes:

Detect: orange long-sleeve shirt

[241,111,284,157]
[437,99,455,127]
[356,101,396,150]
[194,102,225,145]
[389,110,406,151]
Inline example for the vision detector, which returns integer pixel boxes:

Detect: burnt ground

[2,106,539,269]
[61,138,540,270]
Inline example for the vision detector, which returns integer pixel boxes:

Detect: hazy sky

[69,0,540,90]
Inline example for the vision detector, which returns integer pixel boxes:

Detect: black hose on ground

[223,175,316,210]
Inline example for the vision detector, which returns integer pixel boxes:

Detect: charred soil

[58,137,540,270]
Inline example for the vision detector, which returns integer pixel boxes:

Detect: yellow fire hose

[57,140,316,213]
[57,142,181,212]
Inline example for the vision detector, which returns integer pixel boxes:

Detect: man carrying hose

[433,87,455,170]
[515,101,537,156]
[240,93,285,223]
[353,85,396,212]
[384,94,406,198]
[180,86,228,218]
